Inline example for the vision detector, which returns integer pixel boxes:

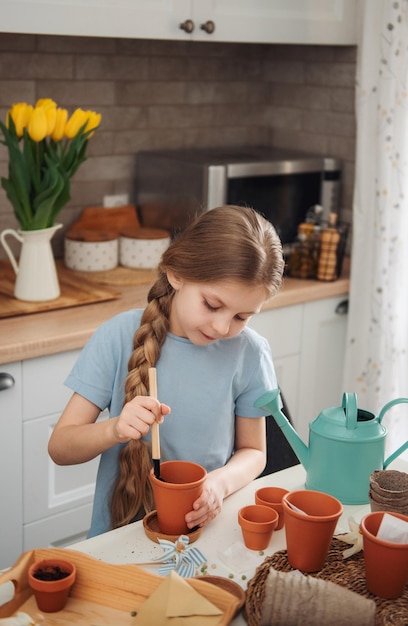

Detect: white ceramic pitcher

[1,224,62,301]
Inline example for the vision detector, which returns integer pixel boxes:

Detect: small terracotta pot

[150,460,207,535]
[282,490,343,572]
[255,486,289,530]
[360,511,408,598]
[28,558,76,612]
[238,504,278,550]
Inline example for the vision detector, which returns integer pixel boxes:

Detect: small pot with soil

[28,558,76,612]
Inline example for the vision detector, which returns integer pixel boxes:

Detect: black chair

[259,391,300,476]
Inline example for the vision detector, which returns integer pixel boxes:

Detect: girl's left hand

[185,474,224,528]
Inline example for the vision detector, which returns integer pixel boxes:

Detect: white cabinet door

[0,0,191,39]
[0,0,357,44]
[249,304,303,360]
[0,363,23,569]
[21,350,102,551]
[273,354,300,423]
[192,0,357,44]
[24,504,93,550]
[297,295,349,441]
[23,413,100,525]
[22,351,79,421]
[249,304,302,420]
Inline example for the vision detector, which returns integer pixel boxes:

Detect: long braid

[110,273,173,529]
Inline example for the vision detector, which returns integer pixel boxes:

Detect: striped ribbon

[151,534,207,578]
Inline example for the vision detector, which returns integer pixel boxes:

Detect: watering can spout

[254,389,310,470]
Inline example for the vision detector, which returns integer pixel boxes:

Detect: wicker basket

[245,539,408,626]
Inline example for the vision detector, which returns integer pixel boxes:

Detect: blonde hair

[110,205,284,529]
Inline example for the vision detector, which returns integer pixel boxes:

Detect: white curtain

[343,0,408,457]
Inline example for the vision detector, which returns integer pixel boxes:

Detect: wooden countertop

[0,263,350,365]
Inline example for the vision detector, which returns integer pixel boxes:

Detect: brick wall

[0,33,356,258]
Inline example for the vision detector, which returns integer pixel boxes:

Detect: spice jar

[287,226,320,279]
[317,214,341,281]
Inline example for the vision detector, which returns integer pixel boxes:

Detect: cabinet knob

[0,372,15,391]
[200,20,215,34]
[335,299,349,315]
[180,19,195,33]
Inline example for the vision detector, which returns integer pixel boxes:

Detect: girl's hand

[113,396,171,443]
[185,474,224,529]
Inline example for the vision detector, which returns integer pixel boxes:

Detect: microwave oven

[135,146,341,245]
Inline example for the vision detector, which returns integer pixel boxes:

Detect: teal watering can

[255,390,408,504]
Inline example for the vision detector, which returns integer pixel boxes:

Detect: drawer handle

[335,299,349,315]
[0,372,15,391]
[200,20,215,34]
[180,19,195,33]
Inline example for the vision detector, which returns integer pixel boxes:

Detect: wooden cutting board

[0,261,120,319]
[0,548,239,624]
[74,265,158,286]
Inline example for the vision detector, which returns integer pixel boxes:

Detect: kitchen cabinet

[249,294,349,444]
[23,351,102,554]
[0,0,357,45]
[249,303,302,424]
[0,362,22,570]
[297,295,349,441]
[0,350,101,570]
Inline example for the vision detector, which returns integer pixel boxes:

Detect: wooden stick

[148,367,161,477]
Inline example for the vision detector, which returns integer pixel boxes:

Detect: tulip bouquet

[0,99,101,230]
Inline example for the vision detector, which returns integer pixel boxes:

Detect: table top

[70,463,378,626]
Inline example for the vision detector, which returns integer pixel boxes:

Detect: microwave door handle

[207,165,227,209]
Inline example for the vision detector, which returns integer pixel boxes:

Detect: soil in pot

[28,558,76,612]
[32,565,71,581]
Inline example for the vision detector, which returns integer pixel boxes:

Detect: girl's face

[167,271,268,345]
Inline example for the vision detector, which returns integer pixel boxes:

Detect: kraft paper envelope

[135,570,223,625]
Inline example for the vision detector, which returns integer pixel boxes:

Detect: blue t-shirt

[65,309,277,537]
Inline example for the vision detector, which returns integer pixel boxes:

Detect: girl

[48,205,284,537]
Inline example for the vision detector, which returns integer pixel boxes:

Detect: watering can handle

[342,392,358,430]
[378,397,408,468]
[378,397,408,422]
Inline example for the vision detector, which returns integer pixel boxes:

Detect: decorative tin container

[64,229,118,271]
[119,227,170,269]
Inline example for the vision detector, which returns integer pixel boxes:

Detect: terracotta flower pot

[28,558,76,612]
[150,460,207,535]
[360,511,408,598]
[255,486,289,530]
[238,504,278,550]
[282,489,343,572]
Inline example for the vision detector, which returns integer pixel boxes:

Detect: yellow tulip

[65,108,88,139]
[84,110,102,137]
[36,98,57,135]
[28,106,48,142]
[51,108,68,141]
[36,98,56,109]
[7,102,33,137]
